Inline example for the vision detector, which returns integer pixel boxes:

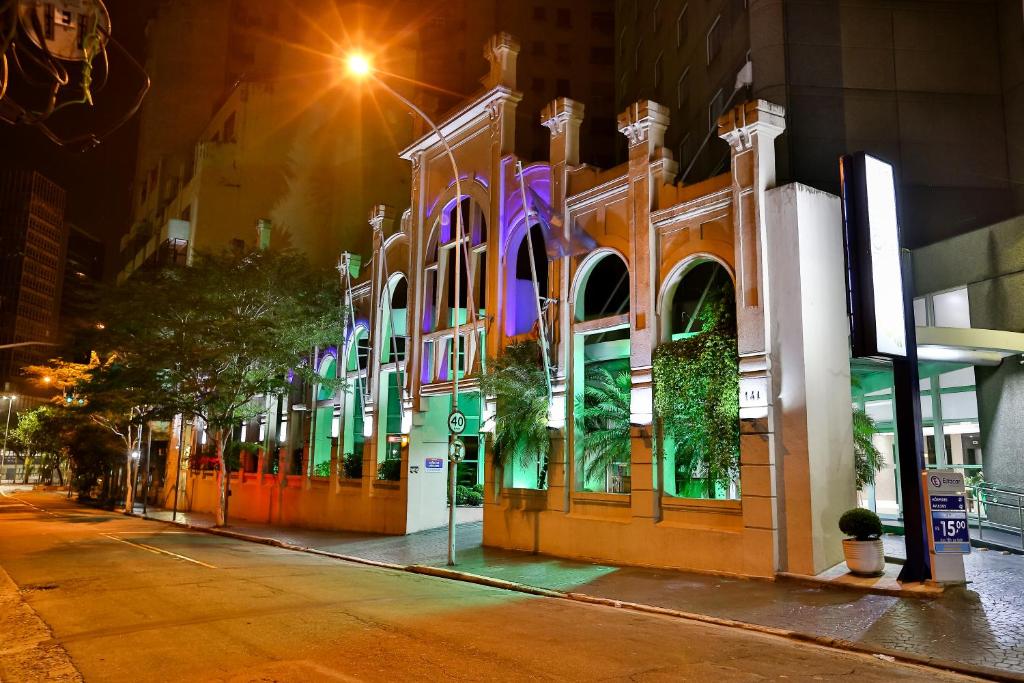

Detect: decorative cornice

[617,100,670,148]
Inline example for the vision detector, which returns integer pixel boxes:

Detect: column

[618,100,670,522]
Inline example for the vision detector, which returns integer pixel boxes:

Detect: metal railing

[965,482,1024,550]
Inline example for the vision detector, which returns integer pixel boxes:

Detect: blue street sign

[425,457,443,470]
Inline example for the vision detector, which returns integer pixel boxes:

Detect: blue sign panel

[932,512,970,545]
[929,495,966,511]
[424,457,443,470]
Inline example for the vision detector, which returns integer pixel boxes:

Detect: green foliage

[576,366,632,486]
[479,342,549,476]
[653,288,739,498]
[83,248,347,523]
[838,507,883,541]
[223,441,262,472]
[853,406,883,489]
[342,452,363,479]
[313,460,331,478]
[377,458,401,481]
[452,483,484,506]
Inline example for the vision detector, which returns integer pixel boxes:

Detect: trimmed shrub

[839,507,882,541]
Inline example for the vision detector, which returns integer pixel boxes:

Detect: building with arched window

[169,32,861,578]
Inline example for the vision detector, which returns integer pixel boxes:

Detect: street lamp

[1,394,16,483]
[344,53,465,566]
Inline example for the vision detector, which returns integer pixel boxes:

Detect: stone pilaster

[718,100,786,575]
[483,32,520,90]
[618,100,670,522]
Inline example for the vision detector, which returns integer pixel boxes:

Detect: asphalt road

[0,490,976,682]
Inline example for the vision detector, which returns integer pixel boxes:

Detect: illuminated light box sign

[840,153,908,358]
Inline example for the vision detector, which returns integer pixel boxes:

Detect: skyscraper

[616,0,1024,247]
[0,171,68,395]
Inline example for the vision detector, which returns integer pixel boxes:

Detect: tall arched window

[311,353,338,477]
[340,326,369,478]
[572,252,632,494]
[422,195,487,384]
[506,223,550,336]
[657,258,739,500]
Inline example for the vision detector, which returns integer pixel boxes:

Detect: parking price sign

[926,471,971,555]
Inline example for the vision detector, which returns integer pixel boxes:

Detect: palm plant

[853,406,882,489]
[576,366,632,486]
[479,342,550,483]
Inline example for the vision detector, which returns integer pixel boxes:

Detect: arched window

[657,258,739,500]
[381,275,408,364]
[311,353,338,477]
[422,195,487,384]
[576,254,630,323]
[507,223,550,336]
[571,252,633,494]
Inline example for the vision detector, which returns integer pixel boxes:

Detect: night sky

[0,0,156,278]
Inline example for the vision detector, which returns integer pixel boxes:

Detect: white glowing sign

[863,156,907,357]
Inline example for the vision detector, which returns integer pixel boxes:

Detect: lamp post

[344,53,464,566]
[2,394,16,483]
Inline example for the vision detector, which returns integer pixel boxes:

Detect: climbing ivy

[653,287,740,498]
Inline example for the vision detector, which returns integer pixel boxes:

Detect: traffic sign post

[923,469,969,584]
[447,410,467,435]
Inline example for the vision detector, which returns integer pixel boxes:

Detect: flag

[525,185,597,259]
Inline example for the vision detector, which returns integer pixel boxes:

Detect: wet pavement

[132,499,1024,676]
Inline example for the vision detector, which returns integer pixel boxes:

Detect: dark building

[60,224,105,346]
[420,0,617,166]
[616,0,1024,248]
[122,0,618,275]
[0,170,68,396]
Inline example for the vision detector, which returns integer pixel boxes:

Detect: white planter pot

[842,538,885,576]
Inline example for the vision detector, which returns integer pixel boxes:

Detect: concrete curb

[122,510,1021,682]
[775,571,944,599]
[124,511,405,572]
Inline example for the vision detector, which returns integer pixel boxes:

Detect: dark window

[676,5,689,47]
[590,47,613,66]
[591,11,613,33]
[556,8,571,28]
[706,16,722,65]
[556,43,571,64]
[556,78,571,96]
[532,6,546,20]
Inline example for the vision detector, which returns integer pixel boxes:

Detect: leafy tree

[576,366,632,488]
[25,354,155,508]
[9,407,66,484]
[653,287,740,499]
[90,249,346,525]
[479,342,550,486]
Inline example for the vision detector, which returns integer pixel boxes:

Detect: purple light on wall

[500,160,552,336]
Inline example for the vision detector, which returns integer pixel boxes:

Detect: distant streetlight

[343,52,465,567]
[2,395,16,483]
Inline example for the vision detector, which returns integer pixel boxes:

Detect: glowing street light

[345,52,372,79]
[342,51,465,567]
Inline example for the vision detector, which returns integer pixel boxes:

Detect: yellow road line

[101,533,217,569]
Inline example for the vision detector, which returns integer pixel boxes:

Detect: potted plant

[839,507,885,576]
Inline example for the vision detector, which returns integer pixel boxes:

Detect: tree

[91,249,346,525]
[479,342,550,487]
[576,366,632,488]
[24,354,153,507]
[9,407,65,484]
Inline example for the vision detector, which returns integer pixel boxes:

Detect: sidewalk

[132,502,1024,679]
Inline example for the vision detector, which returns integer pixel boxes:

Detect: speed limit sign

[447,410,467,435]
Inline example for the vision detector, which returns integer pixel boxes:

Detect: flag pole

[514,161,553,403]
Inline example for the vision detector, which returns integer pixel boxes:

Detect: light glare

[346,53,372,79]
